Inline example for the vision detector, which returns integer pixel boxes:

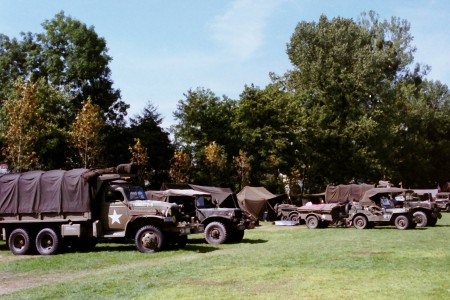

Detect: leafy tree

[0,11,128,124]
[129,102,174,188]
[70,97,104,168]
[172,87,237,186]
[280,12,423,189]
[1,78,42,171]
[234,150,251,190]
[203,142,227,186]
[234,84,300,190]
[169,150,191,183]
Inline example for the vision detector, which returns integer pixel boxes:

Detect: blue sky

[1,0,449,128]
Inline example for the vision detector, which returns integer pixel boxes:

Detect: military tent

[236,186,286,220]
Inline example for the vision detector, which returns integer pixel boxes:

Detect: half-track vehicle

[0,164,203,255]
[146,189,251,244]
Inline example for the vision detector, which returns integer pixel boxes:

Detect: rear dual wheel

[36,228,59,255]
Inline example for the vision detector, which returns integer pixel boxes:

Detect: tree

[172,87,238,186]
[0,12,128,124]
[129,102,174,188]
[70,97,104,168]
[203,142,227,186]
[1,78,42,171]
[169,150,191,183]
[280,12,423,188]
[234,150,251,190]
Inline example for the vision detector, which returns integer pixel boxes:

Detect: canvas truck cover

[359,187,407,206]
[146,189,211,201]
[161,183,237,207]
[325,184,375,203]
[0,168,90,214]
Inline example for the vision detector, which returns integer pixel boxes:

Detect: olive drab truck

[0,163,203,255]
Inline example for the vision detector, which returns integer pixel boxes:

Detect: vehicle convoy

[277,187,418,230]
[146,189,252,244]
[435,192,450,212]
[396,190,442,227]
[0,164,203,255]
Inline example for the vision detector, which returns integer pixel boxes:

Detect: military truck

[0,164,203,255]
[395,190,442,227]
[435,192,450,212]
[146,189,250,244]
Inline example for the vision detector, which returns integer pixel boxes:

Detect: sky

[1,0,449,129]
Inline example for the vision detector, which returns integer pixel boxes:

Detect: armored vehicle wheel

[446,205,450,212]
[394,215,410,230]
[135,225,164,253]
[8,228,33,255]
[353,215,368,229]
[205,221,227,244]
[36,228,59,255]
[413,211,428,227]
[305,215,320,229]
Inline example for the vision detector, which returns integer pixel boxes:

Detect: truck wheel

[305,215,320,229]
[177,235,188,248]
[353,215,368,229]
[205,222,227,244]
[227,228,245,243]
[413,211,428,227]
[8,228,32,255]
[394,215,410,230]
[289,212,300,223]
[446,205,450,212]
[36,228,59,255]
[135,225,164,253]
[428,216,438,226]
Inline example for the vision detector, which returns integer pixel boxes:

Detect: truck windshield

[126,186,148,200]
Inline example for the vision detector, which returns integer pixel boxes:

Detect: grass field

[1,214,450,300]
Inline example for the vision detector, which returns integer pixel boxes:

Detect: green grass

[1,214,450,299]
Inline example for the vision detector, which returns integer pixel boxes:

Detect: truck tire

[289,212,300,223]
[446,205,450,212]
[353,215,368,229]
[394,215,410,230]
[135,225,164,253]
[428,216,438,226]
[227,228,245,243]
[205,222,227,244]
[305,215,320,229]
[413,211,428,227]
[36,228,59,255]
[8,228,32,255]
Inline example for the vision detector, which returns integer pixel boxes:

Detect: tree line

[1,11,449,196]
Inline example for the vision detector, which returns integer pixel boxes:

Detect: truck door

[102,187,129,231]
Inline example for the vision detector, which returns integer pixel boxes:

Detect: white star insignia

[109,210,122,224]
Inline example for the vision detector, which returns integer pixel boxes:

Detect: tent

[236,186,287,220]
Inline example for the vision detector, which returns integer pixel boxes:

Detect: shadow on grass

[0,243,9,251]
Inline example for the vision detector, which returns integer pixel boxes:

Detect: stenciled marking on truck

[109,210,122,224]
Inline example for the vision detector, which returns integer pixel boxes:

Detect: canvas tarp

[161,183,238,207]
[0,169,90,215]
[359,187,407,206]
[325,184,375,203]
[236,186,286,220]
